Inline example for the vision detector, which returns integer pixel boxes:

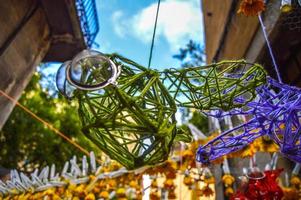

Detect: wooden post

[0,0,51,129]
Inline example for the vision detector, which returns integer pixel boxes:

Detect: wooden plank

[41,0,86,62]
[245,0,282,63]
[202,0,233,63]
[217,9,259,60]
[0,0,33,47]
[0,6,50,129]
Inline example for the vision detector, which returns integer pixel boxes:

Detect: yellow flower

[109,162,121,171]
[228,144,255,158]
[168,190,176,199]
[238,0,265,16]
[204,176,215,184]
[18,193,31,200]
[163,179,174,189]
[282,187,299,200]
[99,180,107,189]
[151,179,158,188]
[68,183,77,191]
[197,185,214,197]
[43,188,56,196]
[108,179,117,189]
[224,187,234,197]
[222,174,235,186]
[166,160,177,171]
[184,176,193,187]
[99,191,109,199]
[74,184,86,197]
[203,186,214,197]
[57,187,65,196]
[166,171,177,179]
[65,189,74,198]
[52,194,62,200]
[85,193,96,200]
[129,180,138,189]
[92,186,101,194]
[182,149,194,159]
[254,137,279,153]
[116,188,126,198]
[290,176,301,187]
[89,175,96,181]
[150,191,160,200]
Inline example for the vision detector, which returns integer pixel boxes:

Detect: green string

[148,0,161,69]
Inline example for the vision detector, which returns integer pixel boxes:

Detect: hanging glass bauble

[231,169,283,200]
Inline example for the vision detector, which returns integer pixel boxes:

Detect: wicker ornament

[197,78,301,164]
[57,50,266,169]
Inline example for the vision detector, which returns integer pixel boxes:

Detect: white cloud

[111,10,128,38]
[111,0,203,51]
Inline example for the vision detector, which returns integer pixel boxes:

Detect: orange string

[0,90,90,157]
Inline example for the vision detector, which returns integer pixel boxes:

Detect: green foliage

[189,111,209,135]
[173,40,205,67]
[0,72,99,172]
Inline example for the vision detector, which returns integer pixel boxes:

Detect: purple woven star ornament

[197,78,301,164]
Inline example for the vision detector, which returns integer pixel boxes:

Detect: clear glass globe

[67,50,118,90]
[56,61,75,98]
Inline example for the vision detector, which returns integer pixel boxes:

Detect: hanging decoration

[231,168,284,200]
[218,135,279,160]
[282,164,301,200]
[0,152,143,199]
[222,159,235,198]
[149,178,160,200]
[281,0,293,13]
[143,141,216,199]
[238,0,265,16]
[197,77,301,164]
[1,146,214,199]
[5,0,301,199]
[56,49,266,169]
[280,0,301,32]
[2,120,293,199]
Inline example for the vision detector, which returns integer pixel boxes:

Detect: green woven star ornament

[164,60,266,111]
[57,50,266,169]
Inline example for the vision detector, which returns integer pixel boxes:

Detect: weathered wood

[0,2,50,129]
[41,0,86,62]
[202,0,233,63]
[0,0,89,128]
[245,0,282,62]
[217,12,259,61]
[0,0,33,47]
[212,164,224,200]
[245,0,301,86]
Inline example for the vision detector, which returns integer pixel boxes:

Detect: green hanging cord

[148,0,161,69]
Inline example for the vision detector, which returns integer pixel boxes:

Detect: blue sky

[41,0,204,93]
[93,0,204,70]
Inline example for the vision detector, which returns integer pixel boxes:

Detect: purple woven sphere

[197,78,301,164]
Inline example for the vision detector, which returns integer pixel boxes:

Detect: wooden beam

[202,0,234,63]
[245,0,282,63]
[0,2,50,129]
